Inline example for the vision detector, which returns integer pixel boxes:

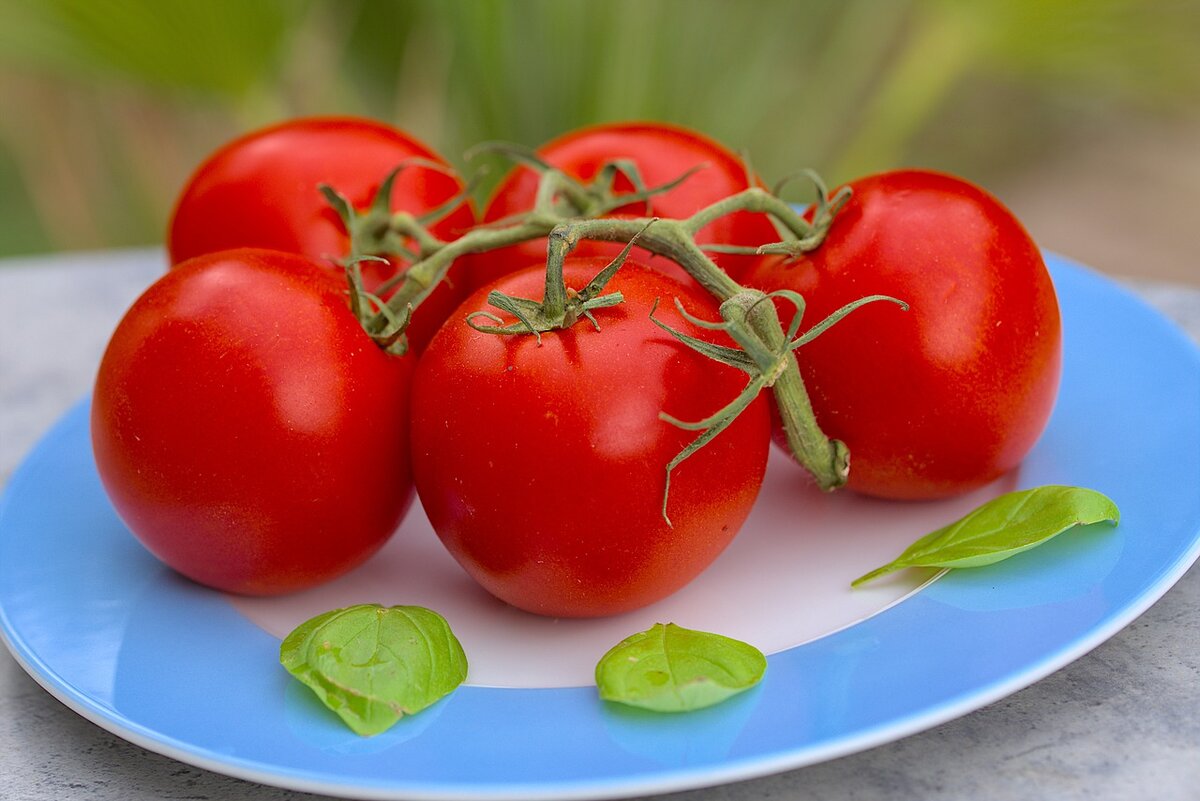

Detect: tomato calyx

[650,288,907,522]
[467,141,708,223]
[762,169,852,257]
[691,169,849,260]
[341,254,412,353]
[319,159,470,267]
[318,161,477,354]
[465,220,656,344]
[647,293,766,527]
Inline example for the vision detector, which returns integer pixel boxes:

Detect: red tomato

[167,116,475,351]
[411,259,771,617]
[92,249,414,595]
[462,121,780,293]
[743,169,1061,500]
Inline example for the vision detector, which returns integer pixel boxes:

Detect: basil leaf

[595,622,766,712]
[852,486,1120,587]
[280,604,468,736]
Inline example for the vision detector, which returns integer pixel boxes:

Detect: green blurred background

[0,0,1197,282]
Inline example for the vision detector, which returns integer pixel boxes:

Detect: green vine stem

[335,163,861,491]
[538,215,850,491]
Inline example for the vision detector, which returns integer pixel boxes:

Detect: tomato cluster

[90,116,1061,616]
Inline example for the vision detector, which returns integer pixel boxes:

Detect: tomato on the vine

[743,169,1061,500]
[92,248,415,595]
[167,116,475,351]
[411,258,771,617]
[463,121,780,293]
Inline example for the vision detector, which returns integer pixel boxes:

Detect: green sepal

[464,218,658,342]
[648,298,757,373]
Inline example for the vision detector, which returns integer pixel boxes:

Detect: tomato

[743,169,1062,500]
[167,116,475,351]
[91,248,414,595]
[462,121,780,293]
[411,258,771,617]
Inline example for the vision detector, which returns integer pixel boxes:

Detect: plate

[2,254,1199,800]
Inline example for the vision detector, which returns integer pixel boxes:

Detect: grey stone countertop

[2,248,1198,801]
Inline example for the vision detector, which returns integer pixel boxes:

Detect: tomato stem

[333,161,855,490]
[458,212,850,491]
[539,216,852,490]
[462,220,653,342]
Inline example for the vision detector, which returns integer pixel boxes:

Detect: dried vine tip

[416,172,481,228]
[591,160,698,215]
[463,140,553,172]
[771,167,828,201]
[737,148,759,188]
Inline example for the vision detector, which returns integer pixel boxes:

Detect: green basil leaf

[595,623,766,712]
[852,486,1120,587]
[280,604,468,736]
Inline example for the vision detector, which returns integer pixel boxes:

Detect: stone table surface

[2,248,1198,801]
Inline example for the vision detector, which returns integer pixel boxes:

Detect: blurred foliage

[0,0,1197,257]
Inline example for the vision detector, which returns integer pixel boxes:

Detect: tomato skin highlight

[92,249,415,595]
[463,121,780,293]
[411,260,771,617]
[744,169,1062,500]
[166,116,475,351]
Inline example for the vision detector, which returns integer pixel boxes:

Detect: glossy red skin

[92,249,415,595]
[461,121,780,293]
[167,116,475,351]
[744,169,1061,500]
[411,259,771,617]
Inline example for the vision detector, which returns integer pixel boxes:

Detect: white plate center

[231,449,1014,688]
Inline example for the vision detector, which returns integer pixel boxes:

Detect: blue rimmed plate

[1,254,1198,800]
